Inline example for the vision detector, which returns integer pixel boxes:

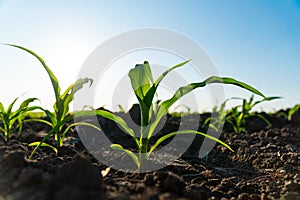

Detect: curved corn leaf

[257,114,272,127]
[10,106,43,121]
[288,104,300,121]
[148,130,233,158]
[61,78,93,100]
[44,109,57,125]
[205,76,265,97]
[148,76,266,138]
[111,144,140,168]
[143,60,191,107]
[155,60,191,87]
[59,78,93,119]
[29,141,58,155]
[61,122,101,141]
[23,118,53,128]
[6,44,61,100]
[18,98,39,111]
[250,113,272,127]
[74,110,139,146]
[252,96,282,108]
[6,96,18,116]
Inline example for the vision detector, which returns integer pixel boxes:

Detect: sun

[36,30,95,90]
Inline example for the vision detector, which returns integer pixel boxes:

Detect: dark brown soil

[0,109,299,200]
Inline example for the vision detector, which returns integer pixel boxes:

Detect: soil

[0,108,299,200]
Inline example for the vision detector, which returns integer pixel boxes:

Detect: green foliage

[6,44,98,158]
[203,99,230,132]
[93,60,266,171]
[277,104,300,121]
[226,95,281,133]
[0,96,40,142]
[118,104,126,113]
[172,104,191,116]
[287,104,300,121]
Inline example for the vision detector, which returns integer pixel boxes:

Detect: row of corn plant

[3,44,278,172]
[226,95,281,133]
[204,95,281,134]
[75,60,267,171]
[0,96,40,142]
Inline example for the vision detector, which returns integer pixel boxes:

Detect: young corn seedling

[226,95,281,133]
[277,104,300,121]
[287,104,300,121]
[203,98,231,132]
[84,60,266,171]
[0,96,40,142]
[6,44,99,158]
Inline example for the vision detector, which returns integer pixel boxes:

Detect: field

[0,45,299,200]
[0,107,299,200]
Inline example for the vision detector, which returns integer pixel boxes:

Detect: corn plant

[6,44,99,158]
[286,104,300,121]
[0,96,40,142]
[80,60,266,171]
[277,104,300,121]
[226,95,281,133]
[203,98,231,132]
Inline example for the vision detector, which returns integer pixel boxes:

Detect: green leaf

[10,106,43,121]
[128,62,155,126]
[204,77,265,97]
[60,78,93,118]
[23,118,54,128]
[253,113,272,127]
[5,44,61,101]
[29,142,58,155]
[148,130,234,158]
[129,63,152,100]
[61,122,101,141]
[74,110,139,147]
[6,96,18,115]
[288,104,300,121]
[154,60,191,87]
[0,102,5,113]
[143,61,154,83]
[148,76,266,138]
[53,97,65,122]
[61,78,93,101]
[43,109,57,125]
[252,96,282,108]
[111,144,140,168]
[18,97,39,111]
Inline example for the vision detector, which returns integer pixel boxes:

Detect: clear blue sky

[0,0,299,112]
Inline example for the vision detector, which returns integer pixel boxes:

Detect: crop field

[0,45,299,200]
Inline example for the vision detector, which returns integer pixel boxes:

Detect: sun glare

[36,31,95,90]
